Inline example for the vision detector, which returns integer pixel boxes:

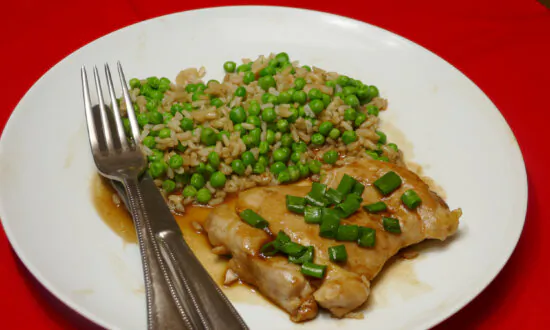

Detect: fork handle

[123,176,197,330]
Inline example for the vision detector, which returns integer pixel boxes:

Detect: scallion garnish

[306,182,329,206]
[279,242,307,257]
[382,217,401,233]
[358,227,376,247]
[363,201,387,213]
[289,246,314,264]
[328,245,348,262]
[373,171,402,195]
[335,225,359,241]
[239,209,269,229]
[260,241,278,256]
[351,181,365,196]
[304,205,323,224]
[337,174,356,195]
[319,214,340,238]
[286,195,306,214]
[326,188,345,205]
[336,193,363,218]
[301,262,327,279]
[401,189,422,210]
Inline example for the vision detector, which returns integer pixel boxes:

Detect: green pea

[247,101,260,116]
[266,129,275,144]
[342,131,358,145]
[162,180,176,193]
[319,121,333,136]
[241,151,256,166]
[201,127,217,146]
[292,141,307,153]
[308,160,322,174]
[259,76,276,91]
[366,150,379,159]
[129,78,141,89]
[302,65,312,72]
[355,113,367,127]
[261,93,272,104]
[298,106,306,118]
[308,88,322,100]
[270,162,287,175]
[180,118,194,131]
[235,86,247,98]
[176,141,187,152]
[277,119,289,132]
[344,108,357,121]
[357,85,371,101]
[249,128,262,145]
[278,170,291,183]
[149,161,166,178]
[207,152,220,169]
[148,149,164,162]
[169,154,184,169]
[255,141,268,155]
[388,143,399,152]
[163,113,174,124]
[186,84,197,93]
[286,88,296,96]
[268,59,279,67]
[237,63,251,73]
[231,159,246,175]
[342,86,357,96]
[150,90,164,101]
[291,151,302,163]
[160,77,170,85]
[143,136,156,148]
[122,118,131,135]
[287,165,300,182]
[183,185,197,197]
[311,133,325,145]
[368,85,380,98]
[268,94,279,105]
[336,75,350,86]
[281,134,293,147]
[140,84,152,97]
[287,107,299,123]
[192,92,204,102]
[190,173,205,189]
[230,106,247,124]
[196,188,212,204]
[321,94,331,108]
[261,107,277,123]
[182,103,193,111]
[147,77,160,89]
[210,171,227,188]
[196,162,207,174]
[211,98,224,108]
[334,92,344,100]
[259,66,277,77]
[344,94,360,107]
[376,131,387,144]
[253,162,266,174]
[309,99,325,114]
[298,163,310,178]
[273,147,291,162]
[293,91,307,105]
[243,71,256,84]
[158,82,170,93]
[278,91,292,104]
[217,130,230,141]
[146,99,158,111]
[224,61,237,73]
[137,113,149,127]
[323,150,339,164]
[233,124,244,133]
[149,130,159,137]
[242,134,253,148]
[170,103,183,115]
[246,115,261,127]
[325,80,336,88]
[294,78,306,90]
[366,105,379,116]
[275,52,290,64]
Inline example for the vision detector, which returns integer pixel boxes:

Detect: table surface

[1,0,549,328]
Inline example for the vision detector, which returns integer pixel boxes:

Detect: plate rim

[0,5,528,330]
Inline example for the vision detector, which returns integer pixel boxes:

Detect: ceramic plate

[0,6,527,330]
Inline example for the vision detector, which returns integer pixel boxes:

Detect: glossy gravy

[91,175,269,305]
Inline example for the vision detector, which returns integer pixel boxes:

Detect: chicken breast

[204,159,461,321]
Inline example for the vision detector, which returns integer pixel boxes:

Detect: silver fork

[81,63,249,330]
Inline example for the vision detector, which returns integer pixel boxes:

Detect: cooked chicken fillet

[204,159,461,321]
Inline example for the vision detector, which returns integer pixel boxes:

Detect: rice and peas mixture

[120,53,402,213]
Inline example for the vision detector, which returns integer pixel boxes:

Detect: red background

[1,0,549,329]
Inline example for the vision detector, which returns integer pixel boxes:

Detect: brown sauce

[90,174,268,305]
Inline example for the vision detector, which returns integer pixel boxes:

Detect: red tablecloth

[2,0,549,328]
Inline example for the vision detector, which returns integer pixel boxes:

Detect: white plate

[0,6,527,330]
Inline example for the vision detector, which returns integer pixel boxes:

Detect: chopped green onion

[301,262,327,279]
[383,217,401,233]
[373,171,402,196]
[363,201,388,213]
[289,246,314,264]
[304,206,323,224]
[336,225,359,241]
[337,174,356,195]
[328,245,348,262]
[319,213,340,238]
[351,182,365,196]
[326,188,345,205]
[401,189,422,210]
[273,230,291,250]
[306,182,329,207]
[286,195,306,214]
[358,227,376,247]
[280,242,307,257]
[239,209,268,229]
[336,194,363,218]
[260,241,278,256]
